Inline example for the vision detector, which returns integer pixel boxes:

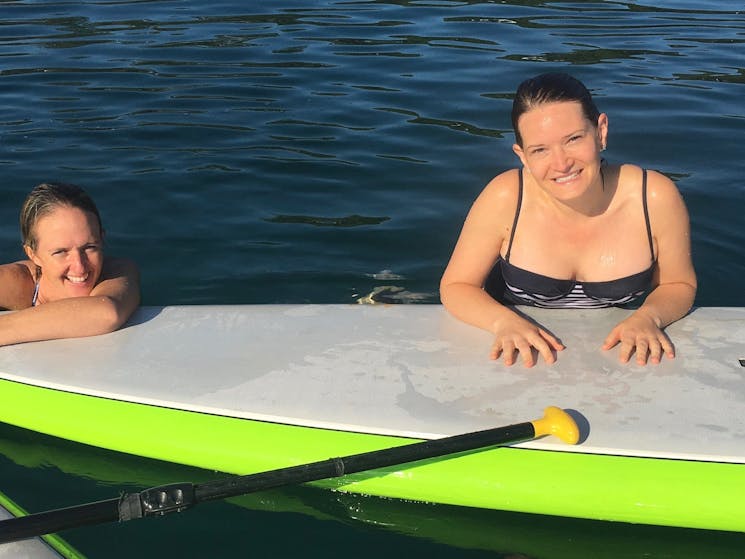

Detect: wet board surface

[0,504,63,559]
[1,305,744,463]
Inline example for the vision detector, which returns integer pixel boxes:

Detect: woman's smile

[553,170,582,184]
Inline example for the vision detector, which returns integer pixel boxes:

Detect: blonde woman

[0,182,140,346]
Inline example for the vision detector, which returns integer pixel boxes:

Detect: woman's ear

[24,244,42,267]
[512,143,527,168]
[597,113,609,148]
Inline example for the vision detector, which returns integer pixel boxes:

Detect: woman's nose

[69,249,87,272]
[551,147,573,171]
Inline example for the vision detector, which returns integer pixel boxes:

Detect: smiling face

[24,205,104,302]
[513,100,608,203]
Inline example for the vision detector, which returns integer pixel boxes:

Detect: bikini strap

[504,170,523,263]
[641,169,655,262]
[31,278,40,307]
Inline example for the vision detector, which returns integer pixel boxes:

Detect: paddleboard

[0,305,743,531]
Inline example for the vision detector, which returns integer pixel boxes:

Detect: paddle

[0,406,578,544]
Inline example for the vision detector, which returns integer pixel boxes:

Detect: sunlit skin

[24,205,104,303]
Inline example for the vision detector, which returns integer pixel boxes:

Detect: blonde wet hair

[20,182,103,251]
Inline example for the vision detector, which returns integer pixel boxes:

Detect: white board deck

[1,305,743,463]
[0,505,62,559]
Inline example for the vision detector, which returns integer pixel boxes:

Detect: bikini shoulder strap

[31,278,40,307]
[504,170,524,263]
[641,169,655,261]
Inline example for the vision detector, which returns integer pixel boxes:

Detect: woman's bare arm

[0,257,140,346]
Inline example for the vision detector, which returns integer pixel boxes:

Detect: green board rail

[1,378,744,532]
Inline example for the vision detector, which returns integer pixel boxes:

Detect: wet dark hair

[20,182,103,250]
[511,72,601,146]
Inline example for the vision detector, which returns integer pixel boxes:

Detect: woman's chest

[506,208,653,281]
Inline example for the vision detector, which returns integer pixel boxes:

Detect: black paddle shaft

[196,421,536,502]
[0,421,535,544]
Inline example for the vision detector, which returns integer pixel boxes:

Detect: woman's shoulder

[616,164,688,229]
[475,168,521,207]
[467,168,522,223]
[615,164,681,204]
[617,164,678,192]
[483,167,521,194]
[0,261,36,310]
[0,260,36,281]
[644,168,683,203]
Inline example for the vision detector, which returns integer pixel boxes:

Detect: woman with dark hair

[440,73,696,367]
[0,182,140,346]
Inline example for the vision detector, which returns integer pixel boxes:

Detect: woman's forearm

[440,282,516,334]
[635,282,697,329]
[0,295,131,347]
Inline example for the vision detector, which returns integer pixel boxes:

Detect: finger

[635,339,650,365]
[602,330,621,351]
[538,329,565,351]
[521,353,536,368]
[515,340,536,368]
[647,339,663,365]
[489,344,502,361]
[660,335,675,359]
[502,341,517,366]
[618,339,634,363]
[532,335,557,364]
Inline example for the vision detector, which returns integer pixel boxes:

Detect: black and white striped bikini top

[492,169,655,309]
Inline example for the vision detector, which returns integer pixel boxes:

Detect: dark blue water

[2,1,745,556]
